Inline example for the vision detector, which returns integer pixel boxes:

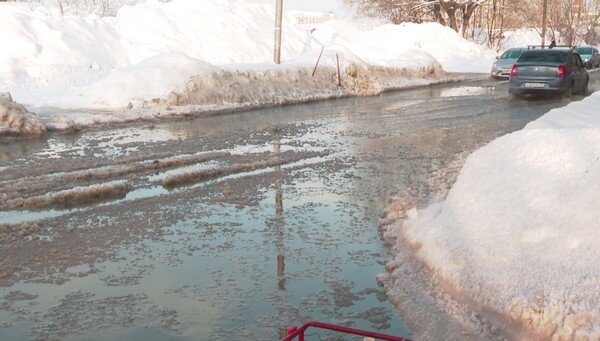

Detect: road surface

[1,73,599,340]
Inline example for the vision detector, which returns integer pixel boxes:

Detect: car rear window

[575,47,593,55]
[518,51,569,63]
[500,50,523,59]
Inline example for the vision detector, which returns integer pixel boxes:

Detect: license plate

[524,82,545,88]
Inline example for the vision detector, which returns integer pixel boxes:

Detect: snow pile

[0,0,492,117]
[0,92,46,137]
[502,29,543,50]
[79,53,216,108]
[386,91,600,339]
[0,0,323,108]
[312,21,495,72]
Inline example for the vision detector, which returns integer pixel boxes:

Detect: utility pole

[541,0,548,48]
[274,0,283,64]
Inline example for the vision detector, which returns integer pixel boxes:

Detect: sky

[245,0,350,16]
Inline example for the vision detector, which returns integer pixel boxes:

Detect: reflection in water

[440,86,495,98]
[275,134,284,216]
[274,132,288,339]
[274,132,286,292]
[277,255,286,291]
[0,138,48,162]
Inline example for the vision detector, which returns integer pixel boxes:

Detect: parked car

[491,48,526,78]
[508,48,589,98]
[574,46,600,69]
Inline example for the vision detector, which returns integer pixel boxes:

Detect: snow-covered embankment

[380,92,600,339]
[0,0,494,134]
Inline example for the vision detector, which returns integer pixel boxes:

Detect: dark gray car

[491,48,526,78]
[508,48,589,98]
[574,46,600,69]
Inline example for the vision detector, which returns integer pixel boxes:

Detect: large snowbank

[0,0,493,125]
[385,92,600,338]
[312,21,494,73]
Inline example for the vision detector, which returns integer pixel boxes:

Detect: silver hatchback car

[491,48,526,78]
[508,48,589,98]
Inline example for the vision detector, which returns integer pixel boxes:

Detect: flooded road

[1,75,599,340]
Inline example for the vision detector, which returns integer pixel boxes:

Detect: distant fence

[294,12,335,27]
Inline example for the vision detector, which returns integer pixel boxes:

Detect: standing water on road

[0,78,594,340]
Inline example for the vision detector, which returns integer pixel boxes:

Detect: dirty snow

[0,151,230,207]
[0,0,493,130]
[0,92,46,137]
[1,181,132,209]
[162,151,327,187]
[384,91,600,339]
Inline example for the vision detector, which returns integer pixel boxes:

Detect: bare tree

[518,0,600,46]
[13,0,144,17]
[348,0,600,47]
[346,0,488,37]
[345,0,435,24]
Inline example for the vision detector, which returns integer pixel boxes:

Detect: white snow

[0,0,493,130]
[502,29,543,50]
[387,92,600,338]
[309,21,494,72]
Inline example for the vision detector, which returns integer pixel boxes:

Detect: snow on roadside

[382,92,600,339]
[0,0,493,132]
[41,63,455,132]
[0,92,46,137]
[311,21,494,73]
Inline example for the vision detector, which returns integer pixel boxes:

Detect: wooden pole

[274,0,283,64]
[336,54,341,87]
[541,0,548,48]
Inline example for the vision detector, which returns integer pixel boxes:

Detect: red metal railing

[282,321,410,341]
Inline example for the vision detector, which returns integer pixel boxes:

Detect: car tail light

[510,65,518,77]
[557,65,566,78]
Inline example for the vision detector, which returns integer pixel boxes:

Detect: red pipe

[282,321,410,341]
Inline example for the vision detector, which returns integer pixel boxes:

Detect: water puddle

[440,86,495,97]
